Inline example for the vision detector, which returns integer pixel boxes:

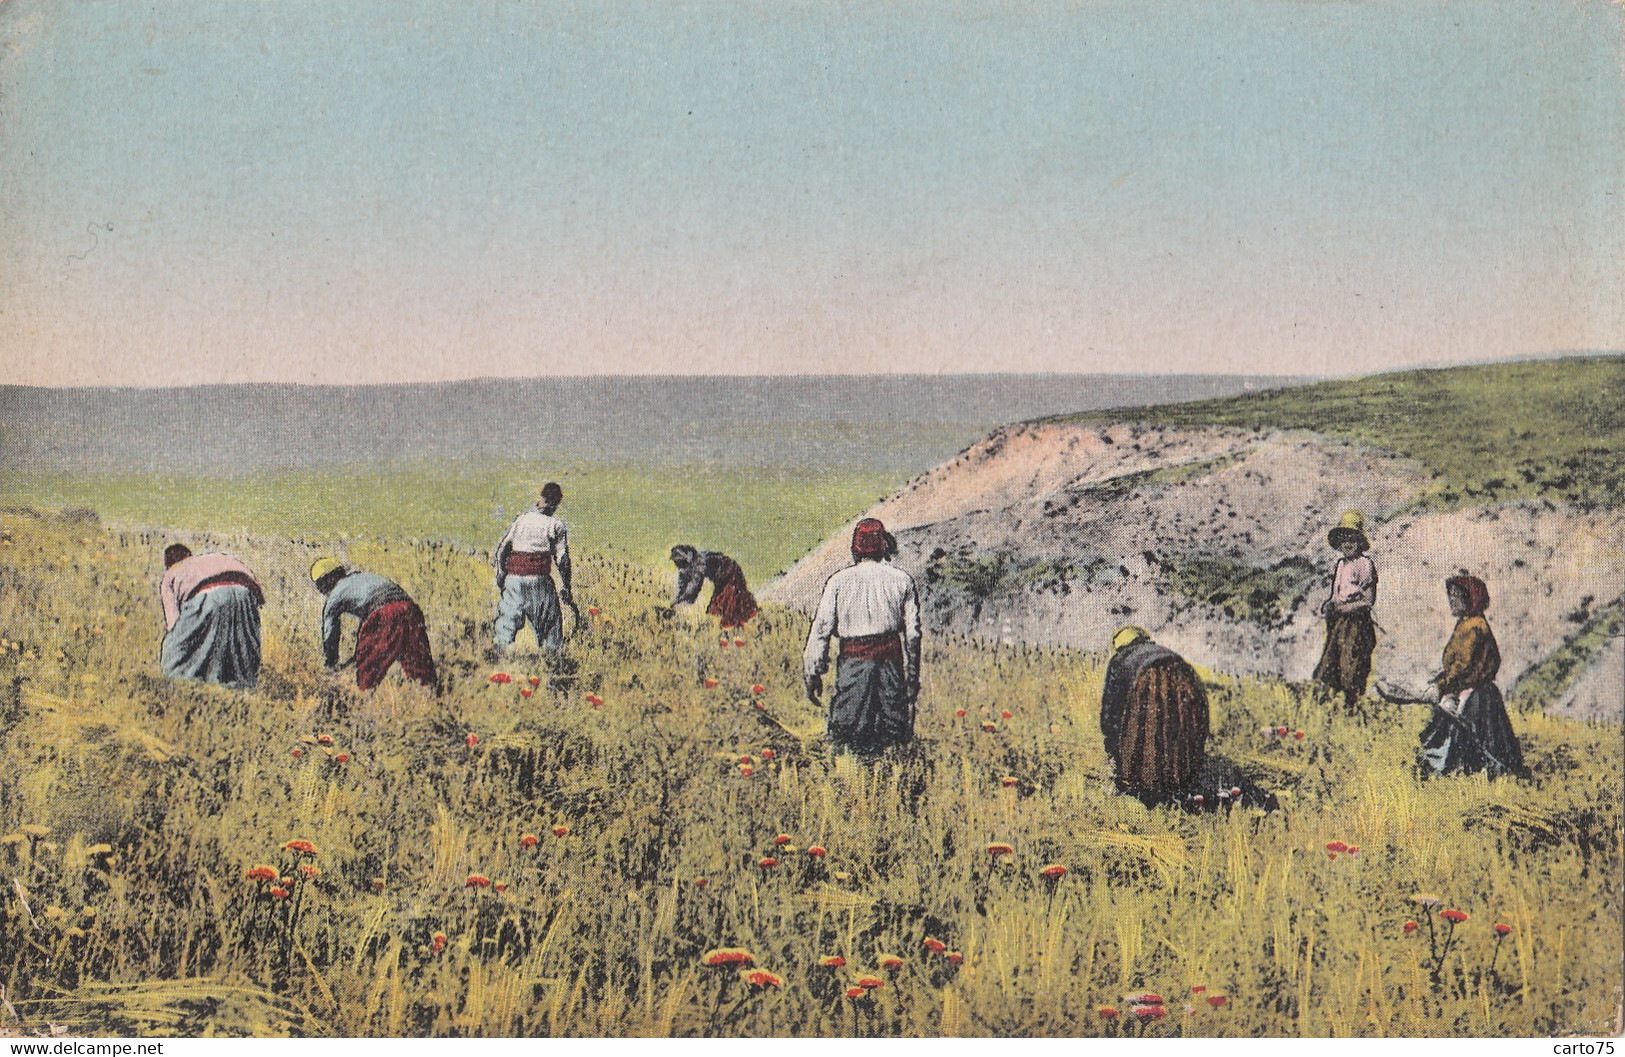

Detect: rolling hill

[766,356,1625,719]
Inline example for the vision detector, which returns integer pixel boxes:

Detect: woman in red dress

[669,545,758,628]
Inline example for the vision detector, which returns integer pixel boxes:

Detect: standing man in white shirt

[803,518,923,757]
[491,482,576,653]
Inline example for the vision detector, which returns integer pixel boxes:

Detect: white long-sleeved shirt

[803,560,921,682]
[493,509,569,570]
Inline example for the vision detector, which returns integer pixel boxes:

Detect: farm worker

[310,557,437,691]
[1099,626,1210,806]
[158,543,264,689]
[1416,572,1527,779]
[491,482,575,652]
[668,545,758,628]
[803,518,922,757]
[1311,510,1378,714]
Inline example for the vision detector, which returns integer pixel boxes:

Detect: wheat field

[0,508,1619,1037]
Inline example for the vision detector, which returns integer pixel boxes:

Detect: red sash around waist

[504,551,553,577]
[188,571,264,606]
[839,632,902,662]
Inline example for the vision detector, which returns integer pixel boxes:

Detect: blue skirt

[160,585,262,689]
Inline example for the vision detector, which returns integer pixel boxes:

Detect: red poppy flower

[528,676,541,687]
[982,722,997,732]
[492,881,507,893]
[1327,852,1337,861]
[279,876,294,887]
[269,886,289,899]
[757,857,778,870]
[986,843,1014,856]
[552,825,569,838]
[1403,920,1418,934]
[751,684,765,695]
[465,874,491,889]
[879,955,903,970]
[703,678,719,689]
[1275,726,1289,736]
[845,986,866,1000]
[754,701,764,710]
[774,834,791,846]
[585,693,603,707]
[1294,730,1305,740]
[431,932,447,953]
[1347,846,1359,855]
[1189,985,1206,994]
[488,673,511,685]
[820,955,846,968]
[1039,864,1067,880]
[695,878,708,888]
[465,734,478,748]
[761,749,775,760]
[702,948,753,967]
[1494,922,1511,937]
[282,839,317,856]
[290,749,302,759]
[922,938,946,953]
[1001,710,1013,720]
[739,755,755,765]
[806,845,825,858]
[855,975,883,989]
[1193,795,1205,805]
[1001,776,1019,787]
[742,970,782,989]
[739,765,754,777]
[1229,786,1242,798]
[1133,1005,1166,1021]
[299,864,320,880]
[1326,841,1347,853]
[1440,908,1468,924]
[245,865,276,883]
[371,878,386,892]
[334,753,349,764]
[520,688,532,699]
[719,637,729,647]
[1098,1007,1119,1020]
[946,952,963,965]
[317,734,333,746]
[955,708,967,718]
[520,833,538,848]
[1207,995,1226,1009]
[587,607,599,616]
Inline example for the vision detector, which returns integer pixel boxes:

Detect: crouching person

[1100,626,1210,806]
[158,544,264,689]
[310,557,437,692]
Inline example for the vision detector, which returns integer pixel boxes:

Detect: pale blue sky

[1,0,1620,384]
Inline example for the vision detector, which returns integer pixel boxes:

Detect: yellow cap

[1328,509,1369,549]
[1111,625,1150,652]
[309,556,344,582]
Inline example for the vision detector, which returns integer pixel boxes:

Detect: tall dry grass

[0,509,1618,1037]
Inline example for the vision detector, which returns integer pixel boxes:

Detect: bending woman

[1417,572,1527,780]
[669,545,758,629]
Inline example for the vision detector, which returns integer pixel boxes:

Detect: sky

[0,0,1621,386]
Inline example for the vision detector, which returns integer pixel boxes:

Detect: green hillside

[1060,355,1625,512]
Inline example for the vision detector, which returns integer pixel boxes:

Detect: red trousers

[356,600,437,691]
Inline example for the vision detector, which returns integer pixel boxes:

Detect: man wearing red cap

[803,518,922,757]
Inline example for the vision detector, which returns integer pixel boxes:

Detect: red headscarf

[851,518,888,559]
[1445,573,1490,617]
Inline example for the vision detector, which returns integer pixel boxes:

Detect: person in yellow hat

[1099,625,1209,806]
[309,557,436,692]
[1311,510,1378,714]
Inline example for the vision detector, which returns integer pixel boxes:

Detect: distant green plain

[0,459,903,585]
